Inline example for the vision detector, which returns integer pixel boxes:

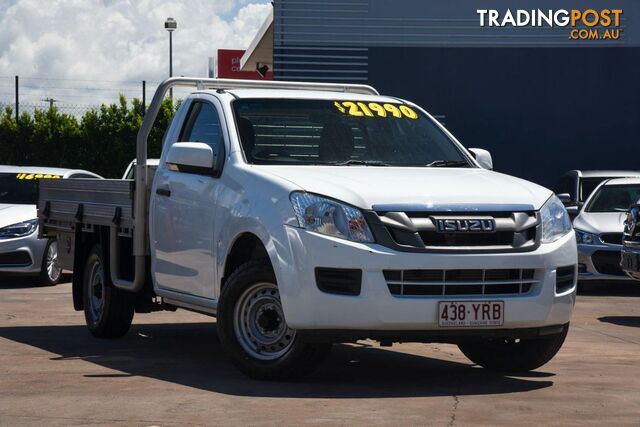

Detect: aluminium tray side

[38,178,135,231]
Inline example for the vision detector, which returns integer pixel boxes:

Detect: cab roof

[602,177,640,185]
[203,88,402,104]
[578,170,640,178]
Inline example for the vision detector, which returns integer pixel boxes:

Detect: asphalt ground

[1,276,639,426]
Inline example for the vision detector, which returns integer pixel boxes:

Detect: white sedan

[0,166,101,285]
[573,177,640,283]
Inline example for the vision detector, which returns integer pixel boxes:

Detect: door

[151,99,225,299]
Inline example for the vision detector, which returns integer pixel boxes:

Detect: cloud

[0,0,271,105]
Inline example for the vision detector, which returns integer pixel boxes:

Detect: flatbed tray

[38,178,135,231]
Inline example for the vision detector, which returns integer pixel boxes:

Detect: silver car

[573,177,640,283]
[0,166,101,285]
[555,169,640,220]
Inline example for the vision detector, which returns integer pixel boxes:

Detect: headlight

[0,219,38,238]
[574,229,598,245]
[290,192,374,243]
[540,195,572,243]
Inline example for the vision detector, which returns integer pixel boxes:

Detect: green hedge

[0,96,177,178]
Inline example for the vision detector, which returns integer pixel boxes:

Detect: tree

[0,97,178,178]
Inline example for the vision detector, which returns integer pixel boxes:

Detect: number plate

[438,301,504,327]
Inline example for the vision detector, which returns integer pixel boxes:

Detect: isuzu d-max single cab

[39,78,577,380]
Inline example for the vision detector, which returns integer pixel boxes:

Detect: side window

[180,102,222,151]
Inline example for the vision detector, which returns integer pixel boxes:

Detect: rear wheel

[458,324,569,372]
[39,239,62,286]
[82,244,135,338]
[217,260,330,380]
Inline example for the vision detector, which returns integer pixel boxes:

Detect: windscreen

[580,177,609,202]
[586,184,640,212]
[0,173,61,205]
[233,99,470,167]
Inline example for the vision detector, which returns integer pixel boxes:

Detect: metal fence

[0,75,160,120]
[0,101,100,118]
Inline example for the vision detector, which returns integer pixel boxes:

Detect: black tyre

[217,260,331,381]
[82,244,135,338]
[39,239,62,286]
[458,324,569,372]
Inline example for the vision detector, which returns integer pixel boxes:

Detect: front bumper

[299,324,568,343]
[0,231,46,275]
[577,243,633,282]
[278,226,577,332]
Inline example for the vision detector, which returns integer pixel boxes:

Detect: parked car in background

[554,170,640,220]
[573,178,640,284]
[122,158,160,179]
[0,166,102,285]
[621,199,640,281]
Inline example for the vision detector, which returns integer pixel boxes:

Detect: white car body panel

[147,89,576,332]
[280,229,576,329]
[152,166,219,298]
[574,211,628,235]
[261,166,551,211]
[0,204,37,228]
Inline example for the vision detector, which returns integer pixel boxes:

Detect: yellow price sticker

[334,101,418,120]
[16,173,61,180]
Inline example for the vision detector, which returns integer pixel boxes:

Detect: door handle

[156,188,171,197]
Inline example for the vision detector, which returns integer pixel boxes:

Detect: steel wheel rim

[88,259,105,325]
[233,282,295,361]
[46,241,62,282]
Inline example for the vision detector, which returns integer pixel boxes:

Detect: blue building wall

[273,0,639,187]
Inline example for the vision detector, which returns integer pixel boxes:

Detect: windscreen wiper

[425,160,470,167]
[328,160,391,166]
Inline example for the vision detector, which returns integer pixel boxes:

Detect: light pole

[164,17,177,98]
[43,98,57,111]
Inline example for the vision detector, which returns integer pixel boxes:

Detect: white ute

[38,78,577,380]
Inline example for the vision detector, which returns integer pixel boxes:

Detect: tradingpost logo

[477,9,623,41]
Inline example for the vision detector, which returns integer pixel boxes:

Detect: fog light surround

[556,265,577,293]
[315,267,362,296]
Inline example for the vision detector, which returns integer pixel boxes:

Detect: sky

[0,0,271,106]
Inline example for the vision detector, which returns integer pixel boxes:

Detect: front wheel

[217,260,330,380]
[39,239,62,286]
[82,244,135,338]
[458,324,569,372]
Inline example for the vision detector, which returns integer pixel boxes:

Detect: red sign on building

[216,49,272,80]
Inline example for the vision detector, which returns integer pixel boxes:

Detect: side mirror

[166,142,222,176]
[566,205,579,214]
[468,148,493,170]
[556,193,572,205]
[565,205,579,220]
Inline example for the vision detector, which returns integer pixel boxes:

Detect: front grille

[418,230,529,246]
[383,268,537,297]
[600,233,623,245]
[0,251,32,266]
[591,250,625,276]
[372,210,539,253]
